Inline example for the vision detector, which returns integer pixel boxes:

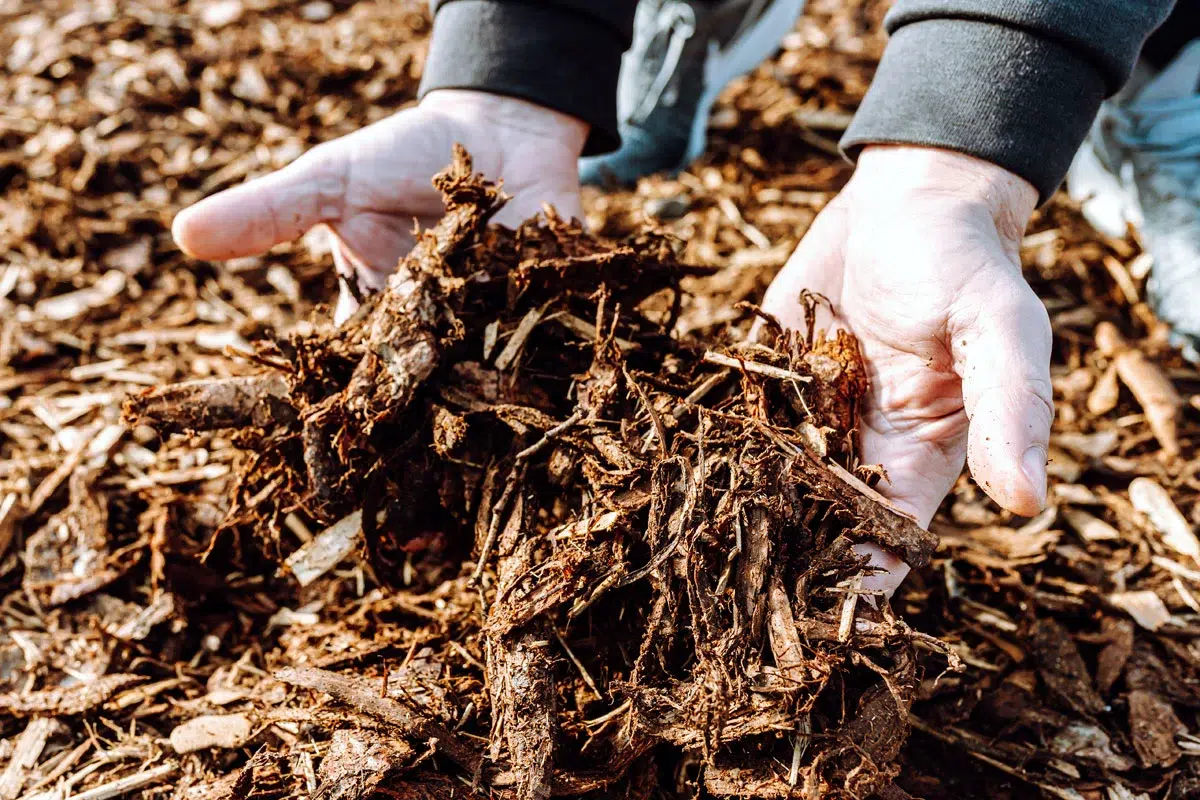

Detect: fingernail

[1021,444,1048,509]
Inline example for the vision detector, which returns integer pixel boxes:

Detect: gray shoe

[1068,41,1200,362]
[580,0,807,186]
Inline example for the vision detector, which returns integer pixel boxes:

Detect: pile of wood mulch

[2,1,1200,799]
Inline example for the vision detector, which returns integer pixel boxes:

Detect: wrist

[420,90,590,159]
[854,145,1037,237]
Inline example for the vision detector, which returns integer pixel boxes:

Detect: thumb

[955,272,1054,516]
[172,146,346,260]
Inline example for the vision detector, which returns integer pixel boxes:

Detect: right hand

[172,90,589,323]
[762,146,1052,596]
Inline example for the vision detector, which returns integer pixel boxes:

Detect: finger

[954,274,1054,516]
[173,146,347,260]
[494,189,584,228]
[856,409,952,599]
[854,542,910,599]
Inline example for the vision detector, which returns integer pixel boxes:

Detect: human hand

[763,146,1050,595]
[172,90,588,323]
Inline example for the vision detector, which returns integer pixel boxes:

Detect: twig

[26,422,100,517]
[474,412,582,584]
[66,763,178,800]
[703,351,813,383]
[554,628,602,699]
[908,718,1080,800]
[672,370,730,419]
[623,367,669,457]
[514,412,582,462]
[0,718,55,800]
[276,666,479,773]
[471,479,519,585]
[495,302,551,371]
[553,314,639,351]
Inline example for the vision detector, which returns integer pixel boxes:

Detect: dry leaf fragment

[1029,619,1106,716]
[1128,478,1200,560]
[1096,618,1135,696]
[1048,721,1135,772]
[1127,690,1184,768]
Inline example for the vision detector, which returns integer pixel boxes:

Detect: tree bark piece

[275,666,480,774]
[123,374,294,433]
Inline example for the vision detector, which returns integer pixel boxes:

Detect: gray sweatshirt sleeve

[419,1,637,155]
[841,1,1178,201]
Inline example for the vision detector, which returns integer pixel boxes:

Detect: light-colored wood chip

[1129,478,1200,560]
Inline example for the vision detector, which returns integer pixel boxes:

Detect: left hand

[172,90,588,323]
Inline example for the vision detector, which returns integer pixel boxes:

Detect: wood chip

[1129,478,1200,560]
[34,271,125,322]
[283,509,362,587]
[1061,508,1120,542]
[1109,591,1172,631]
[170,714,254,754]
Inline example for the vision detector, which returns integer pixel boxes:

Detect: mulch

[2,1,1199,799]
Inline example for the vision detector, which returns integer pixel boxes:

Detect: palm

[762,160,1051,592]
[331,111,585,284]
[173,91,587,321]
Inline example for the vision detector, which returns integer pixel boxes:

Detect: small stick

[474,412,583,583]
[276,666,479,772]
[623,367,669,457]
[0,717,54,799]
[703,351,813,383]
[838,574,864,643]
[514,412,582,462]
[554,628,602,699]
[26,422,100,518]
[66,763,178,800]
[494,302,550,371]
[471,479,518,584]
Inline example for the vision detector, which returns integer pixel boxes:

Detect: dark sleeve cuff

[840,19,1108,203]
[418,0,624,155]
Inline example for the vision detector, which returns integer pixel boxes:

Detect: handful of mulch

[126,148,942,799]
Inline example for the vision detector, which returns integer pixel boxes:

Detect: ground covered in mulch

[3,1,1200,799]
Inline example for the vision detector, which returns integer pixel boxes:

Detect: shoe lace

[629,3,698,124]
[1108,94,1200,200]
